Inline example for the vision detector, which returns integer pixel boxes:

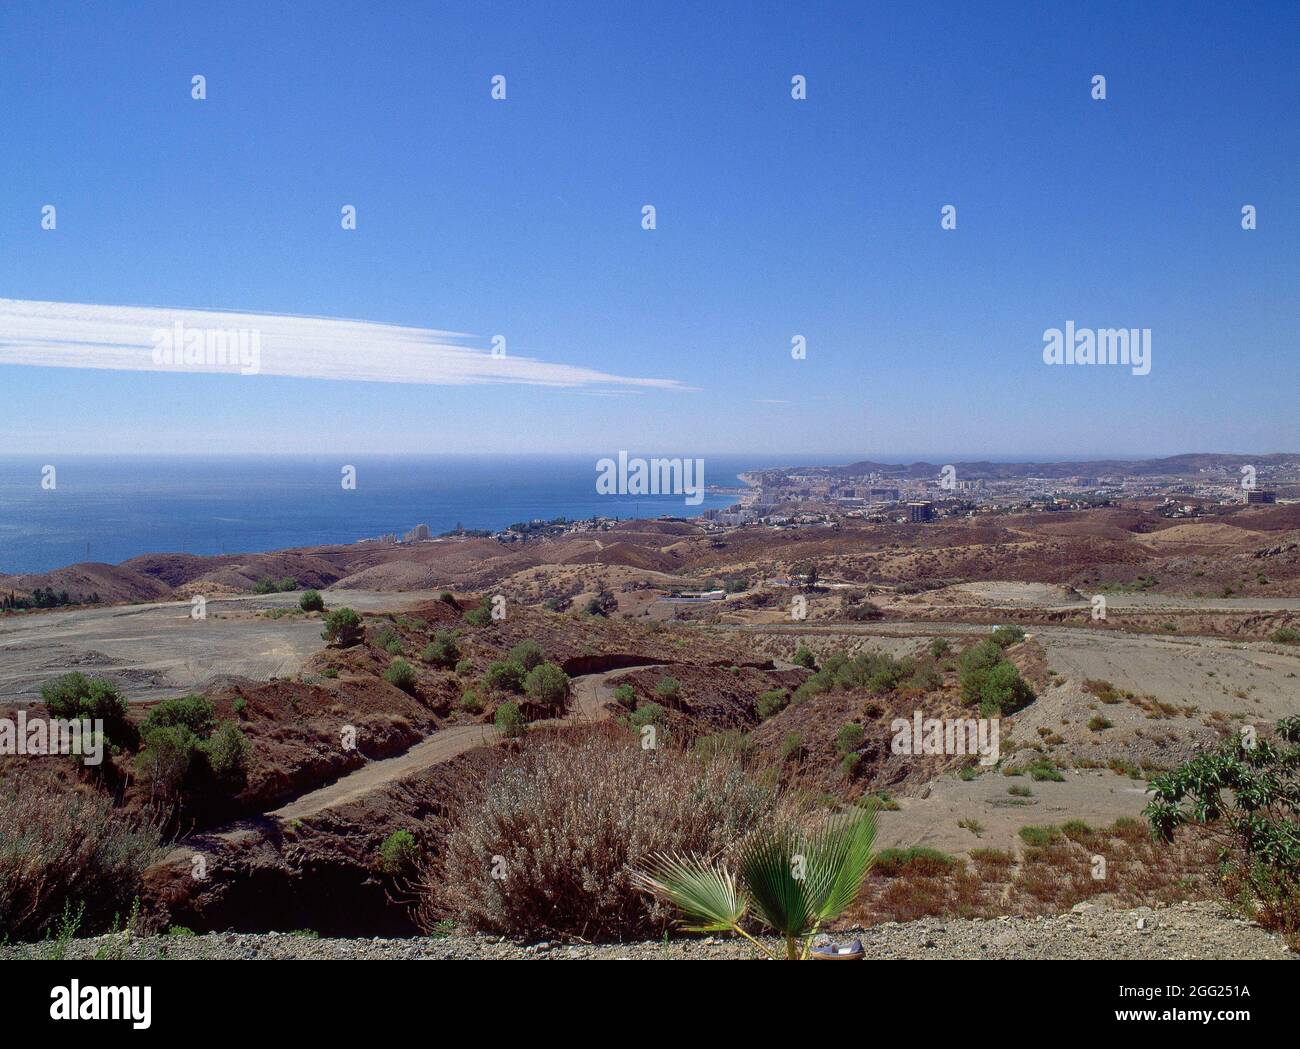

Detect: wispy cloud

[0,298,694,391]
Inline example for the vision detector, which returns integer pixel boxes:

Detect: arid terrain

[3,502,1298,957]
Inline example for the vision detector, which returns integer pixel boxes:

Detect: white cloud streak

[0,298,694,391]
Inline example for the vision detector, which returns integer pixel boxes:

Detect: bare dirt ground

[740,621,1300,721]
[9,901,1289,960]
[737,619,1300,859]
[0,589,446,703]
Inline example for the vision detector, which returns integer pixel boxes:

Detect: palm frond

[805,809,877,922]
[633,852,745,932]
[737,825,817,937]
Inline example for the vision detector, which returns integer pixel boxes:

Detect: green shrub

[654,676,681,702]
[613,683,637,709]
[523,662,569,707]
[485,660,525,693]
[378,829,420,876]
[835,722,865,755]
[137,725,199,797]
[507,640,545,672]
[1087,714,1113,731]
[627,702,664,731]
[458,688,484,714]
[144,694,214,737]
[200,720,249,785]
[421,629,460,668]
[1018,825,1060,847]
[1061,819,1093,840]
[1270,626,1300,645]
[1146,716,1300,946]
[299,589,325,612]
[494,700,525,737]
[254,576,297,594]
[872,846,959,877]
[991,625,1026,648]
[929,638,951,658]
[321,607,363,647]
[383,658,418,692]
[961,657,1035,716]
[40,673,132,746]
[778,732,805,763]
[438,591,457,605]
[857,792,899,811]
[454,658,474,676]
[840,752,862,777]
[958,638,1001,672]
[756,688,788,720]
[373,625,402,651]
[1028,758,1064,782]
[464,600,494,627]
[793,646,816,669]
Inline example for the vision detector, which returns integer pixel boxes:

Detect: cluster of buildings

[702,460,1299,536]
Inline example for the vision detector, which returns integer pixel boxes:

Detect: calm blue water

[0,455,779,574]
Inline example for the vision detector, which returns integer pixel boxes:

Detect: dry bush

[417,726,779,940]
[0,780,162,941]
[850,818,1217,926]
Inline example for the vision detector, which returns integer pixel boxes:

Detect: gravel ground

[5,902,1292,961]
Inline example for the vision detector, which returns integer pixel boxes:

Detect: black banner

[0,959,1289,1035]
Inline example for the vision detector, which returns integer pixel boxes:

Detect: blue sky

[1,0,1296,460]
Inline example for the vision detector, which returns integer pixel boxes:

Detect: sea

[0,455,787,575]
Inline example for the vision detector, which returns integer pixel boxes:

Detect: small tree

[200,721,249,787]
[421,629,460,668]
[137,725,198,800]
[299,589,325,612]
[655,676,681,703]
[494,700,525,737]
[1145,717,1300,946]
[41,673,132,747]
[583,589,617,617]
[524,662,569,707]
[144,694,214,737]
[793,646,816,670]
[322,607,364,647]
[508,640,546,672]
[485,660,525,693]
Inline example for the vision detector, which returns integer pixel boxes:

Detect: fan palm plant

[633,809,876,959]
